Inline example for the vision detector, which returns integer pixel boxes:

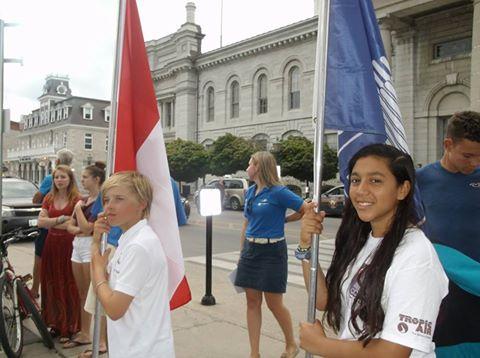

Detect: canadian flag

[113,0,191,310]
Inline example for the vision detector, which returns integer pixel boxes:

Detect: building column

[379,18,392,63]
[36,163,39,182]
[471,0,480,112]
[392,29,419,160]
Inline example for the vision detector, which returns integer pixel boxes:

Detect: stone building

[5,75,109,183]
[147,0,479,166]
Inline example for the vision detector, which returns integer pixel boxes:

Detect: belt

[246,237,284,244]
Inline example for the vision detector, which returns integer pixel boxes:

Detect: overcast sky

[1,0,315,122]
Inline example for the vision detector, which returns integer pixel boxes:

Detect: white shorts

[84,244,116,315]
[71,236,93,264]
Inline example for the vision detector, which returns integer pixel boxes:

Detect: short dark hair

[446,111,480,143]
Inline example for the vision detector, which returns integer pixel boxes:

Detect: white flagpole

[91,0,126,357]
[307,0,330,357]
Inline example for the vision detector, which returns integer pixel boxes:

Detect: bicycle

[0,227,55,357]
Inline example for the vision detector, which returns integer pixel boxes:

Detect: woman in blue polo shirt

[235,151,305,358]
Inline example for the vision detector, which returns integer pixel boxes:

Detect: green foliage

[209,133,257,176]
[272,136,338,182]
[166,139,209,183]
[322,143,338,182]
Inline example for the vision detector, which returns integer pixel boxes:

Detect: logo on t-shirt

[397,322,409,333]
[470,182,480,188]
[397,314,432,337]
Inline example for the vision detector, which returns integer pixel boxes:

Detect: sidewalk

[9,242,334,358]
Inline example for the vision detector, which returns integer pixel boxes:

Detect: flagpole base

[201,294,216,306]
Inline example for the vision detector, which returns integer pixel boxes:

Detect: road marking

[185,239,336,288]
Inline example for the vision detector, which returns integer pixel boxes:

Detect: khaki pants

[84,244,116,315]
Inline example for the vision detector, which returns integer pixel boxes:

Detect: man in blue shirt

[417,111,480,357]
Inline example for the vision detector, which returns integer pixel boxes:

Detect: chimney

[314,0,319,16]
[186,2,196,23]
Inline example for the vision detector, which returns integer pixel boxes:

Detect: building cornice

[196,17,318,71]
[152,59,196,81]
[151,17,318,80]
[18,123,108,138]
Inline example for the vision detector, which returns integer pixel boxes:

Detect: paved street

[2,208,340,357]
[182,206,342,256]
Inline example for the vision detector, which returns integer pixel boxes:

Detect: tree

[166,139,209,183]
[322,143,338,182]
[272,136,338,182]
[209,133,257,176]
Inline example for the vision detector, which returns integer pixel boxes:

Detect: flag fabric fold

[324,0,424,222]
[114,0,191,310]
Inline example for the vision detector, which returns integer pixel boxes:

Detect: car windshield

[2,180,38,199]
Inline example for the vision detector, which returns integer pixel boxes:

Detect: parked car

[181,197,190,219]
[194,177,250,211]
[320,185,345,217]
[1,177,42,233]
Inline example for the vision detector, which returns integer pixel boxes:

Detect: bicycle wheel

[17,282,54,349]
[0,277,23,358]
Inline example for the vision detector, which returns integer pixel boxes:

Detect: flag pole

[307,0,330,356]
[91,0,126,357]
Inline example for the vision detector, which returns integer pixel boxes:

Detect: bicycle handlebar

[0,227,39,247]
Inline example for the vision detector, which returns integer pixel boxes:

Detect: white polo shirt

[339,228,448,357]
[107,219,175,358]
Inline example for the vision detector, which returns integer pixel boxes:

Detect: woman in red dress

[38,165,81,341]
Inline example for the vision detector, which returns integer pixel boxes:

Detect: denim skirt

[235,239,288,293]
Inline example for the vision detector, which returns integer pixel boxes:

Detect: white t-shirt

[339,228,448,357]
[107,219,175,358]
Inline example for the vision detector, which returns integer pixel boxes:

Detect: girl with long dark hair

[297,144,448,357]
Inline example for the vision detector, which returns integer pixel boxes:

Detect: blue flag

[323,0,424,222]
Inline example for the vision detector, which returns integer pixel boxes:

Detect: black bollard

[201,215,216,305]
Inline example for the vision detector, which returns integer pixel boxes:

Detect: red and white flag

[113,0,191,310]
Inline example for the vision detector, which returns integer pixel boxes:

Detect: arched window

[207,87,215,122]
[230,81,239,118]
[258,74,268,114]
[288,66,300,109]
[252,133,269,151]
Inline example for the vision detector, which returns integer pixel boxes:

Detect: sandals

[63,338,91,349]
[78,348,108,357]
[59,337,70,344]
[280,347,300,358]
[61,332,91,349]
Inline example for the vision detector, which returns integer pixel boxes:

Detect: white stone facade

[148,1,479,166]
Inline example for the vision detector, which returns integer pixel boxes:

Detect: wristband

[295,245,311,260]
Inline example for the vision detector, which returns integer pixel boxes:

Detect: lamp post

[0,19,22,235]
[198,188,222,306]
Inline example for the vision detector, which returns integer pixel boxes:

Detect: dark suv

[2,177,42,233]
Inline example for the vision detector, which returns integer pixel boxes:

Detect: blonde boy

[91,171,174,357]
